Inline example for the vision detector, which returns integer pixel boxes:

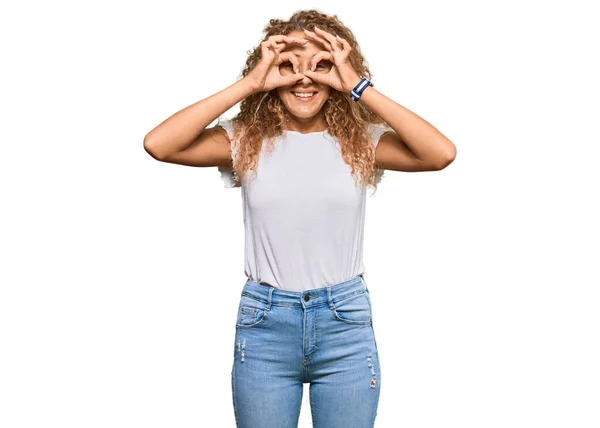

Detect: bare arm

[143,77,255,166]
[359,85,457,172]
[144,35,309,167]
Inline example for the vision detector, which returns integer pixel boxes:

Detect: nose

[296,64,314,82]
[298,62,311,74]
[298,72,313,84]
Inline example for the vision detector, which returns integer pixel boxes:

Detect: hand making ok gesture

[301,26,362,93]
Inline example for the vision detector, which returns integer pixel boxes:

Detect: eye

[316,61,332,70]
[281,62,293,68]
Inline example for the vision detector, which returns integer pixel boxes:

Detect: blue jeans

[231,274,382,428]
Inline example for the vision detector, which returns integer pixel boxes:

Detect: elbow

[434,143,457,170]
[143,135,165,161]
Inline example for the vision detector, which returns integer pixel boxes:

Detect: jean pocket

[331,290,372,325]
[235,294,268,329]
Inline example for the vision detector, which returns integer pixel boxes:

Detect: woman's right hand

[245,35,308,93]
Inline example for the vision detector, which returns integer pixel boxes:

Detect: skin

[276,30,332,134]
[144,27,456,173]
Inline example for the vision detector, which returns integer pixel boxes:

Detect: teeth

[293,92,316,98]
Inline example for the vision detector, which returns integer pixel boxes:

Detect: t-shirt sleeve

[215,117,241,188]
[368,122,394,185]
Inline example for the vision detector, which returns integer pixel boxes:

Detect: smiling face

[276,30,332,128]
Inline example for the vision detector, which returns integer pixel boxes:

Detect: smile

[292,92,317,101]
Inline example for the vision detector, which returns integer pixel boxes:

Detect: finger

[278,52,300,73]
[313,26,343,51]
[308,51,331,71]
[267,35,308,51]
[291,53,301,74]
[264,39,305,57]
[303,28,332,51]
[283,35,309,45]
[335,34,351,51]
[266,39,285,54]
[302,69,324,85]
[286,72,305,85]
[261,39,278,56]
[269,34,308,44]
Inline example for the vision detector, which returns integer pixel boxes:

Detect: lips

[292,91,317,100]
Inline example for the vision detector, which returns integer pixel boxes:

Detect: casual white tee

[217,117,392,292]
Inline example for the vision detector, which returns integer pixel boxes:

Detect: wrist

[240,75,260,96]
[350,77,372,102]
[345,76,362,93]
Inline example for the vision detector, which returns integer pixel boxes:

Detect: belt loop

[265,286,274,312]
[327,286,334,309]
[359,274,368,291]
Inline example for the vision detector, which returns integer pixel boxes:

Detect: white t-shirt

[217,117,392,292]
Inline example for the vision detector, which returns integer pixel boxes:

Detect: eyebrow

[282,46,310,53]
[281,49,321,60]
[281,41,320,54]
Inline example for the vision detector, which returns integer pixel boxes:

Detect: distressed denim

[231,274,382,428]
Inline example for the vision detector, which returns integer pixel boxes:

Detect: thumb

[302,69,322,84]
[286,72,305,85]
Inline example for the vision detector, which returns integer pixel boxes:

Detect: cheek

[276,88,290,101]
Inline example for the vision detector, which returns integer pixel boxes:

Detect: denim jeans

[231,274,381,428]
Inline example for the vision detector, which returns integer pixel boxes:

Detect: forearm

[359,85,456,163]
[144,77,255,159]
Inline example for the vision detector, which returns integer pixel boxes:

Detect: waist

[240,274,367,308]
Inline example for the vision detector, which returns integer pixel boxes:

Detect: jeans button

[304,294,310,302]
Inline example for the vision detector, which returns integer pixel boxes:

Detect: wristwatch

[351,77,372,101]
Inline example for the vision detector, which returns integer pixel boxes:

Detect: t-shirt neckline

[284,129,329,136]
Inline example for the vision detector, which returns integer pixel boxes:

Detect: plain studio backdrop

[1,1,598,427]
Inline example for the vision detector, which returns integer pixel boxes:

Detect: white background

[1,0,599,427]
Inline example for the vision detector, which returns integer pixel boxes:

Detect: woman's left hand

[301,27,362,93]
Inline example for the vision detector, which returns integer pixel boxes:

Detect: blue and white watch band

[350,77,372,101]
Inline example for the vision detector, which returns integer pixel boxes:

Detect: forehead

[280,30,322,57]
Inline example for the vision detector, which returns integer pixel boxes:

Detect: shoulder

[368,122,395,148]
[215,117,242,188]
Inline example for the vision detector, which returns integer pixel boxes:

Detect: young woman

[144,9,456,428]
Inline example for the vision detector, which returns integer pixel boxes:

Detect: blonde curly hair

[217,9,392,195]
